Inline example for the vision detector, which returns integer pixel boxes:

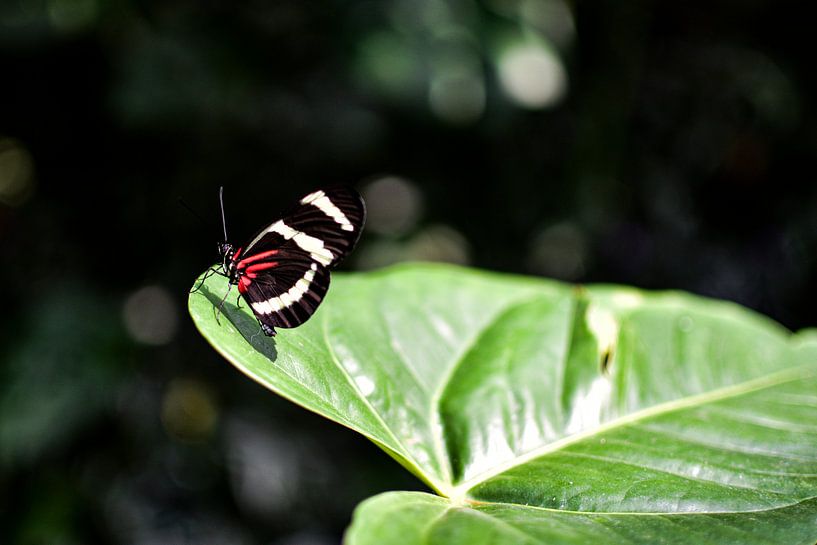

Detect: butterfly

[201,186,366,337]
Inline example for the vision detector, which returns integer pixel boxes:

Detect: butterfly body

[216,187,365,337]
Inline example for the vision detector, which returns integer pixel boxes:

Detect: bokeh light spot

[520,0,575,48]
[429,71,486,124]
[356,32,422,99]
[498,42,567,109]
[354,240,408,270]
[527,222,587,280]
[47,0,97,33]
[122,285,179,345]
[354,224,471,269]
[0,138,35,207]
[161,379,218,443]
[407,224,471,264]
[226,418,299,518]
[362,176,424,236]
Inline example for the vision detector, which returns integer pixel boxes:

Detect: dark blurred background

[1,0,815,543]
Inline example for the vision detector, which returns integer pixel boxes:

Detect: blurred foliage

[1,0,816,543]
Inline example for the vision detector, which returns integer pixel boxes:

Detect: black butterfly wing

[233,186,365,334]
[241,257,331,333]
[241,186,366,269]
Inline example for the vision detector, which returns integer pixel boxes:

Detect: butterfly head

[218,242,235,275]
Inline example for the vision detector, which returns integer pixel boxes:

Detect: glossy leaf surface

[189,263,817,544]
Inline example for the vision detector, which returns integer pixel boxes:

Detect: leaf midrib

[429,292,555,493]
[462,494,817,517]
[319,306,448,493]
[449,363,817,500]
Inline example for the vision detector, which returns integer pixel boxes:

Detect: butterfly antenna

[178,197,213,231]
[219,186,229,243]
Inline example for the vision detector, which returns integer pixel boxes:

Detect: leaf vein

[560,450,787,495]
[320,309,446,494]
[452,365,816,495]
[636,423,817,462]
[431,295,547,486]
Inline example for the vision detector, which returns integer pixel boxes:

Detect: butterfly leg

[261,323,276,337]
[214,284,233,326]
[190,266,220,294]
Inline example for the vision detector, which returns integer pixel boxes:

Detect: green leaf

[346,492,817,545]
[189,263,817,544]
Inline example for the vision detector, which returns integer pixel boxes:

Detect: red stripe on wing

[238,275,252,294]
[246,262,279,274]
[237,249,279,269]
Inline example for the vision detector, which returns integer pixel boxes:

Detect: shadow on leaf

[198,284,278,362]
